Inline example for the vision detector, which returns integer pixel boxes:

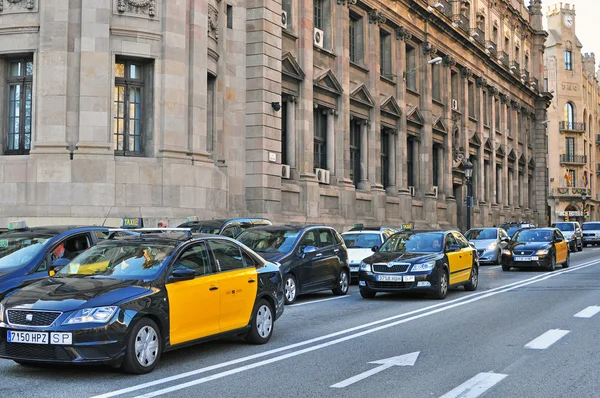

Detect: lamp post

[464,159,474,231]
[581,192,588,221]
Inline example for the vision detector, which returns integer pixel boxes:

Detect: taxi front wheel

[433,269,448,300]
[122,317,162,374]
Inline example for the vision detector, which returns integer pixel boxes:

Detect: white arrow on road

[330,352,420,388]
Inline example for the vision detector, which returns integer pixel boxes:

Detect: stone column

[418,42,436,197]
[476,78,486,202]
[501,96,509,206]
[387,131,396,195]
[327,109,336,173]
[490,91,498,205]
[286,96,297,170]
[367,12,382,191]
[334,1,351,185]
[443,57,455,199]
[358,120,370,190]
[395,29,410,191]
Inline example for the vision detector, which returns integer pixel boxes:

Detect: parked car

[358,230,478,300]
[501,228,569,271]
[500,222,536,238]
[0,230,284,373]
[582,222,600,247]
[341,226,398,282]
[551,221,583,251]
[236,225,349,304]
[177,217,272,238]
[0,221,110,300]
[464,228,510,265]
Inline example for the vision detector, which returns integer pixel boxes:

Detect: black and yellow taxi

[0,229,284,374]
[358,230,478,299]
[501,227,570,271]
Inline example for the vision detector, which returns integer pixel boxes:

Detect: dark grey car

[552,221,583,251]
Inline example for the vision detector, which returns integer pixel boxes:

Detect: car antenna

[102,206,114,227]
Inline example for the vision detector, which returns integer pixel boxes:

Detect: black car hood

[3,277,152,311]
[364,251,440,264]
[508,242,551,251]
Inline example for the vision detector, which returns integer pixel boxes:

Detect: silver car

[464,228,510,265]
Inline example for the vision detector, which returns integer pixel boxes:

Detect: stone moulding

[0,24,39,35]
[117,0,156,18]
[110,26,162,41]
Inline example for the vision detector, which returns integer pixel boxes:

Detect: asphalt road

[2,248,600,398]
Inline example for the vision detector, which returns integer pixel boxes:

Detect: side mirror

[501,237,509,242]
[49,258,70,276]
[302,245,317,254]
[168,267,196,283]
[446,244,461,253]
[371,245,380,252]
[468,242,476,249]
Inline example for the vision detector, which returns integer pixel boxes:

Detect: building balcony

[436,0,453,19]
[559,154,587,165]
[559,121,586,133]
[499,51,510,68]
[470,28,485,46]
[456,16,470,35]
[485,41,497,56]
[530,77,539,90]
[520,69,530,82]
[551,186,591,199]
[510,60,520,73]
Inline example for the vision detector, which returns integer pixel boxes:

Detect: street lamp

[403,57,443,81]
[464,159,474,231]
[581,192,588,221]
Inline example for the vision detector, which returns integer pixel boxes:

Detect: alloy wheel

[339,271,349,293]
[285,276,296,302]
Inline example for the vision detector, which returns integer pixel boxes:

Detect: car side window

[51,234,91,262]
[221,226,240,238]
[209,240,245,272]
[444,234,457,251]
[174,243,212,277]
[555,230,564,241]
[318,229,335,248]
[242,250,262,268]
[299,230,318,251]
[332,231,343,245]
[453,233,470,248]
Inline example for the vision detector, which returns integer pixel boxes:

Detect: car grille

[477,250,485,256]
[513,250,534,256]
[7,310,61,327]
[0,341,72,361]
[368,281,413,289]
[372,263,410,273]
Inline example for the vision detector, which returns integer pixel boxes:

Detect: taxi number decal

[226,289,243,295]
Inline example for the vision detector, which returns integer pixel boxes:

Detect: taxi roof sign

[186,216,200,223]
[353,223,364,230]
[121,217,144,229]
[400,223,414,231]
[8,220,28,230]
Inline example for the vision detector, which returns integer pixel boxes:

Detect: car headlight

[411,261,435,272]
[62,306,118,325]
[359,262,371,272]
[0,303,4,323]
[502,249,512,255]
[535,249,549,256]
[486,242,497,251]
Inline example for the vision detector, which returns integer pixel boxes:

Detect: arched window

[564,103,575,129]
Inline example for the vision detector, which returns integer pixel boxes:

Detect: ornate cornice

[476,77,488,87]
[461,67,473,79]
[117,0,156,18]
[368,10,386,25]
[442,55,456,68]
[500,93,509,104]
[422,42,438,56]
[394,26,412,41]
[336,0,357,5]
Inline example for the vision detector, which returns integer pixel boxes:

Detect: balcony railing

[486,41,497,56]
[551,187,591,198]
[470,28,485,46]
[596,134,600,146]
[510,60,520,73]
[521,69,530,82]
[499,51,510,68]
[559,154,587,164]
[437,0,453,19]
[559,121,586,133]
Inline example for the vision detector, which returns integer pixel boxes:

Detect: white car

[341,227,397,281]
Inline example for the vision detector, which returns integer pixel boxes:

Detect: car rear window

[553,222,574,231]
[342,233,381,249]
[583,223,600,231]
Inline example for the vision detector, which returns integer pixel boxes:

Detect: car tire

[332,269,349,296]
[583,243,587,248]
[433,269,448,300]
[360,290,376,299]
[546,255,556,272]
[502,263,511,271]
[577,239,583,251]
[245,299,274,345]
[563,252,570,268]
[464,266,478,291]
[121,317,162,374]
[284,274,297,305]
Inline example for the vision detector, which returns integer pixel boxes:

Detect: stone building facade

[544,3,600,224]
[0,0,549,230]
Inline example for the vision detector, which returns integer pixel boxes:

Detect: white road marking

[438,372,508,398]
[574,306,600,318]
[525,329,570,350]
[93,259,600,398]
[330,352,420,388]
[486,266,502,270]
[291,295,351,307]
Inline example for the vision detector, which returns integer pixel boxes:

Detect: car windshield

[506,226,523,237]
[464,229,497,240]
[0,234,54,271]
[379,232,444,253]
[237,229,299,253]
[514,230,553,243]
[342,233,381,249]
[553,223,574,232]
[57,242,174,279]
[582,223,600,231]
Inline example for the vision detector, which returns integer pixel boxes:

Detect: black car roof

[2,226,106,236]
[178,218,271,229]
[239,225,335,233]
[102,232,224,246]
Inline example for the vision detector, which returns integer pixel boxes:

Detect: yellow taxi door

[453,232,474,282]
[555,230,568,262]
[208,239,259,332]
[444,233,463,285]
[166,243,221,345]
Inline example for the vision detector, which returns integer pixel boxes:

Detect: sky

[541,0,600,61]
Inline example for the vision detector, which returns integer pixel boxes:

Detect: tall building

[545,3,600,223]
[0,0,549,230]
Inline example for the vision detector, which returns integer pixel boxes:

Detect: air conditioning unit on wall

[315,168,330,184]
[314,28,324,48]
[408,186,415,197]
[282,164,291,179]
[281,11,288,30]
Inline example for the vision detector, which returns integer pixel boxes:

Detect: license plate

[514,256,531,261]
[7,331,72,345]
[376,275,404,282]
[350,266,359,272]
[403,275,415,282]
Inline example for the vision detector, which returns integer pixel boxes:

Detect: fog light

[417,281,431,287]
[359,281,366,286]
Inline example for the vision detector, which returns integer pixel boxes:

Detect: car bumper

[503,256,552,268]
[477,249,499,264]
[583,237,600,244]
[349,265,361,280]
[0,321,128,365]
[358,269,441,293]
